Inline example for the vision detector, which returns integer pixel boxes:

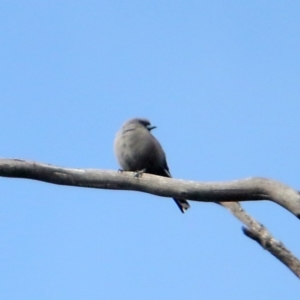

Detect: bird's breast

[115,129,165,172]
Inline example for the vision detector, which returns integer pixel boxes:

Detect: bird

[114,118,190,213]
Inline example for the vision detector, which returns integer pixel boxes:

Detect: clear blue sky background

[1,1,300,299]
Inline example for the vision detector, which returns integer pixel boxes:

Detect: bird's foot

[134,168,147,178]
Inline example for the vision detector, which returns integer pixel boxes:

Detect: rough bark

[1,158,300,277]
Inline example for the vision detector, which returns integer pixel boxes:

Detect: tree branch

[1,159,299,217]
[1,158,300,278]
[220,201,300,278]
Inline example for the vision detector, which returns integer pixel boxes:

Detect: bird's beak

[147,125,157,131]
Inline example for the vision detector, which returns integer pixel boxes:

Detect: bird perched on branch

[114,118,190,213]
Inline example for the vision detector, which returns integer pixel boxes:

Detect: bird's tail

[173,198,190,213]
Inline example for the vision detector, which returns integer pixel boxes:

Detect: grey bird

[114,118,190,213]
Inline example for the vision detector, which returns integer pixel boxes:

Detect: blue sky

[1,1,300,299]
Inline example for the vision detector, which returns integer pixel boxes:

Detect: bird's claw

[134,168,147,178]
